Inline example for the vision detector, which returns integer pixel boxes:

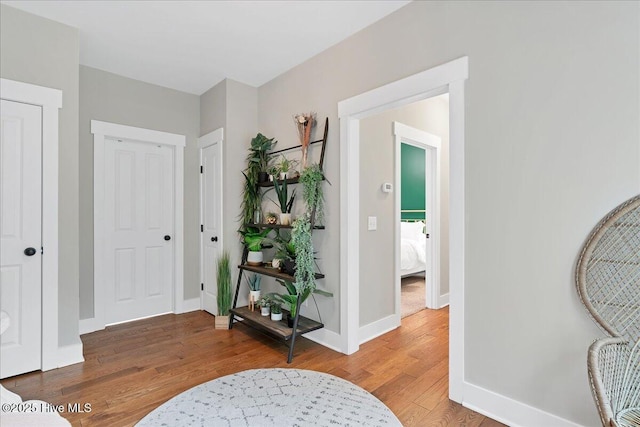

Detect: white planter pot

[279,213,292,226]
[280,172,288,180]
[246,251,263,266]
[261,306,270,316]
[249,290,261,302]
[271,258,282,269]
[271,312,283,321]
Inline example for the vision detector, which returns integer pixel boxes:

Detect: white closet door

[0,99,42,378]
[104,138,174,324]
[200,140,221,315]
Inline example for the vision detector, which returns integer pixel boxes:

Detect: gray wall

[78,66,200,318]
[200,79,257,274]
[257,1,638,425]
[0,5,81,347]
[359,96,450,326]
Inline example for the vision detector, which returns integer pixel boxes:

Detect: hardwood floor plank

[0,309,504,426]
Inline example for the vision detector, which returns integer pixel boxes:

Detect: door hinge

[425,233,430,239]
[200,165,203,174]
[201,283,204,291]
[201,224,204,232]
[41,247,44,254]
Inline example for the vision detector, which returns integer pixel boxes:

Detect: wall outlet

[368,216,377,231]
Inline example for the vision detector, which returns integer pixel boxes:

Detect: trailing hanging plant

[216,251,232,316]
[240,172,261,227]
[299,163,328,225]
[291,213,315,293]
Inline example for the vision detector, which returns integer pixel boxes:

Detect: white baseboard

[359,314,399,345]
[304,328,342,353]
[79,317,103,335]
[80,298,201,335]
[438,292,450,308]
[178,298,201,313]
[463,382,586,427]
[55,342,84,370]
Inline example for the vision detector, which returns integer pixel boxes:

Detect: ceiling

[2,0,411,95]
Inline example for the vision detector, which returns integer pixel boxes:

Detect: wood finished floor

[1,308,504,426]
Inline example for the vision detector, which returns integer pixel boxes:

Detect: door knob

[24,247,37,256]
[211,236,218,242]
[164,235,171,241]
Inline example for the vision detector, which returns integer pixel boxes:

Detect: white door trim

[198,128,224,312]
[0,78,62,370]
[92,120,185,330]
[394,122,442,317]
[338,56,468,402]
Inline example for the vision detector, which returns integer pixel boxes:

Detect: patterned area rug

[136,368,401,427]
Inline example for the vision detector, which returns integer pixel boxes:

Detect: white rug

[136,368,401,427]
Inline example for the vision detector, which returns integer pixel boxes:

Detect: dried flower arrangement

[293,112,316,169]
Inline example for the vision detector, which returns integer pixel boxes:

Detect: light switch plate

[368,216,377,231]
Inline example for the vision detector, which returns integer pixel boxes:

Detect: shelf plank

[238,264,325,280]
[246,223,325,230]
[229,306,323,341]
[257,175,326,188]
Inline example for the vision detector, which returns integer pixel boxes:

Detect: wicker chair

[576,194,640,427]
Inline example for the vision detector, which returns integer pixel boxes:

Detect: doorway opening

[338,56,468,401]
[393,95,450,319]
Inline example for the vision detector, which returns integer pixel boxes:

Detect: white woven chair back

[576,195,640,345]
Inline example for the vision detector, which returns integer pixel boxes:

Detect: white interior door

[0,99,42,378]
[103,137,174,324]
[199,130,223,315]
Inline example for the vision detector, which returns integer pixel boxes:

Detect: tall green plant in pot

[272,178,295,226]
[215,251,232,329]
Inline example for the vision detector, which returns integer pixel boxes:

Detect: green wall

[400,143,425,220]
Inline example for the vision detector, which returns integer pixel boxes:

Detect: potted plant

[257,295,272,316]
[273,230,296,274]
[299,163,329,225]
[215,251,232,329]
[240,134,276,227]
[276,155,297,180]
[249,133,277,183]
[270,301,283,321]
[272,279,332,327]
[272,178,295,225]
[267,165,280,182]
[246,273,261,311]
[239,226,272,265]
